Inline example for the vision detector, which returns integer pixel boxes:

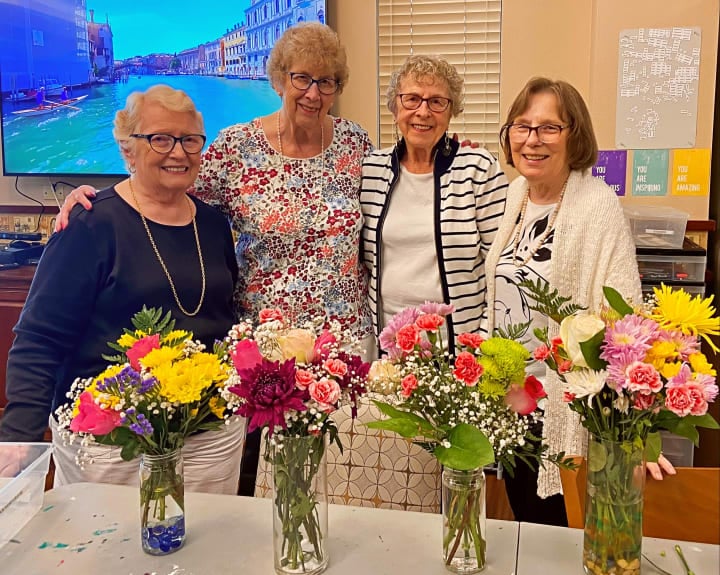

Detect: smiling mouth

[523,154,548,161]
[299,103,319,113]
[162,166,189,173]
[410,124,433,131]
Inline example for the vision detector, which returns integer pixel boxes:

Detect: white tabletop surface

[2,482,519,575]
[516,521,720,575]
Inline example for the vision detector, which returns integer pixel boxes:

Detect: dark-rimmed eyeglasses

[130,133,207,154]
[504,123,569,143]
[398,93,452,113]
[287,72,340,95]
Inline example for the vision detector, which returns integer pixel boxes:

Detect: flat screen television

[0,0,327,177]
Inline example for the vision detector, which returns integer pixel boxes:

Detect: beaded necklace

[511,178,568,268]
[128,178,206,316]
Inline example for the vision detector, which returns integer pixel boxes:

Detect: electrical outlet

[43,186,64,201]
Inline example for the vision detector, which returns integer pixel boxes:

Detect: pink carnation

[69,391,122,435]
[400,374,418,398]
[632,391,656,411]
[126,334,160,371]
[687,383,708,416]
[453,352,484,386]
[533,345,551,361]
[308,378,341,412]
[419,301,454,316]
[294,369,316,391]
[258,308,284,323]
[379,307,421,356]
[415,313,445,332]
[396,324,421,352]
[624,361,662,393]
[665,385,694,417]
[323,358,348,377]
[458,333,484,349]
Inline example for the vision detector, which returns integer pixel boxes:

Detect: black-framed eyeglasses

[398,93,452,113]
[504,123,569,143]
[287,72,340,95]
[130,133,207,154]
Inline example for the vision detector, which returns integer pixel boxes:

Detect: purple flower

[229,358,306,434]
[600,315,658,388]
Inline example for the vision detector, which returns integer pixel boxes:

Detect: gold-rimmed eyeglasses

[287,72,340,95]
[504,123,569,143]
[130,133,207,154]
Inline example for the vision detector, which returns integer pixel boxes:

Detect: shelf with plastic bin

[636,237,707,284]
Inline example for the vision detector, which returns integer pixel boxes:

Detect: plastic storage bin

[641,282,705,298]
[624,206,689,249]
[0,443,52,548]
[660,431,694,467]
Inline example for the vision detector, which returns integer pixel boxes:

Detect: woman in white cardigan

[483,77,673,525]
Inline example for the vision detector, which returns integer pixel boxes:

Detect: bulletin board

[588,0,718,219]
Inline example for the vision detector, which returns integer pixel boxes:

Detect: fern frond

[519,278,585,323]
[493,321,531,342]
[129,306,176,337]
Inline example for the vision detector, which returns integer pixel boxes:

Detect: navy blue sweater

[0,187,238,441]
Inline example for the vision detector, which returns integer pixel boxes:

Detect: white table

[516,521,720,575]
[2,482,519,574]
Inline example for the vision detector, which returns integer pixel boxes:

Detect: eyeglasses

[287,72,340,95]
[398,93,452,113]
[504,123,569,143]
[130,133,207,154]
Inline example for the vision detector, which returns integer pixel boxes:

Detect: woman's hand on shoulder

[54,185,98,232]
[453,132,480,149]
[646,453,677,481]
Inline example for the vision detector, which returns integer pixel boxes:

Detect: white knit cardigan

[484,169,643,498]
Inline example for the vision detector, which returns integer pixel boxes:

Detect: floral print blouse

[193,116,373,339]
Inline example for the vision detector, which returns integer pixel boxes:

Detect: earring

[393,123,402,144]
[442,132,451,156]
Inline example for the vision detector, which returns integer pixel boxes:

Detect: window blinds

[377,0,502,154]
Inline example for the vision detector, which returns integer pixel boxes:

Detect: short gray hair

[386,54,464,117]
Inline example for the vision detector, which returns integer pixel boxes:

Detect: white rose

[559,314,605,368]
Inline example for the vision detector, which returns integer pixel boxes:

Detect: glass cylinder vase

[583,434,645,575]
[442,466,486,574]
[139,449,185,555]
[271,434,328,575]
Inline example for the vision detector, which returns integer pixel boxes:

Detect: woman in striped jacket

[360,54,508,356]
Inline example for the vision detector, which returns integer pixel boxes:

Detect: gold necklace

[511,178,568,268]
[128,178,206,316]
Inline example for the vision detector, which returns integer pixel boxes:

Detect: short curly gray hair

[266,22,349,94]
[386,54,464,117]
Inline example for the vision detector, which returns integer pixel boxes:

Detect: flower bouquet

[224,308,370,575]
[366,302,570,574]
[56,307,236,555]
[521,280,719,575]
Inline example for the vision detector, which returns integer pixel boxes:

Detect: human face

[509,92,570,191]
[394,75,452,154]
[127,101,203,196]
[279,61,336,130]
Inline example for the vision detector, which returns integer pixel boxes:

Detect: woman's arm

[0,219,101,441]
[53,185,97,231]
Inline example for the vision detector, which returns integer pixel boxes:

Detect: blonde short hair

[113,85,203,172]
[266,22,349,94]
[386,54,464,117]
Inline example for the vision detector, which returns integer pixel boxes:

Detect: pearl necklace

[128,178,206,316]
[511,178,568,268]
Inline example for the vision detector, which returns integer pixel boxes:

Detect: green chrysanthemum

[478,337,529,391]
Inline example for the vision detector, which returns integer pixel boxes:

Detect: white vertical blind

[377,0,502,153]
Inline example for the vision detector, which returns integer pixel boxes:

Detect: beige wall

[1,0,718,219]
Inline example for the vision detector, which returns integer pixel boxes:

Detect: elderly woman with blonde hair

[361,54,508,355]
[0,85,246,493]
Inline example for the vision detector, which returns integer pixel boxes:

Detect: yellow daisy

[117,333,138,348]
[162,330,192,344]
[208,397,226,419]
[651,285,719,353]
[689,352,717,377]
[141,346,183,369]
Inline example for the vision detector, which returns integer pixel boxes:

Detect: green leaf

[644,432,662,462]
[686,413,720,430]
[433,423,494,470]
[603,286,633,317]
[587,440,608,472]
[366,418,430,439]
[367,401,435,437]
[578,330,608,370]
[120,438,140,461]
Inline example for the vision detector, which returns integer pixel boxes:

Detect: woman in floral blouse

[57,22,374,355]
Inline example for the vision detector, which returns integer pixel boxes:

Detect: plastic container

[624,206,689,249]
[637,253,706,282]
[660,431,694,467]
[0,443,52,548]
[641,282,705,298]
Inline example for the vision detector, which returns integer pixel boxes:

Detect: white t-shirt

[493,199,556,379]
[380,166,444,332]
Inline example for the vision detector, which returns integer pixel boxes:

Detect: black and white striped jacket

[360,138,508,354]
